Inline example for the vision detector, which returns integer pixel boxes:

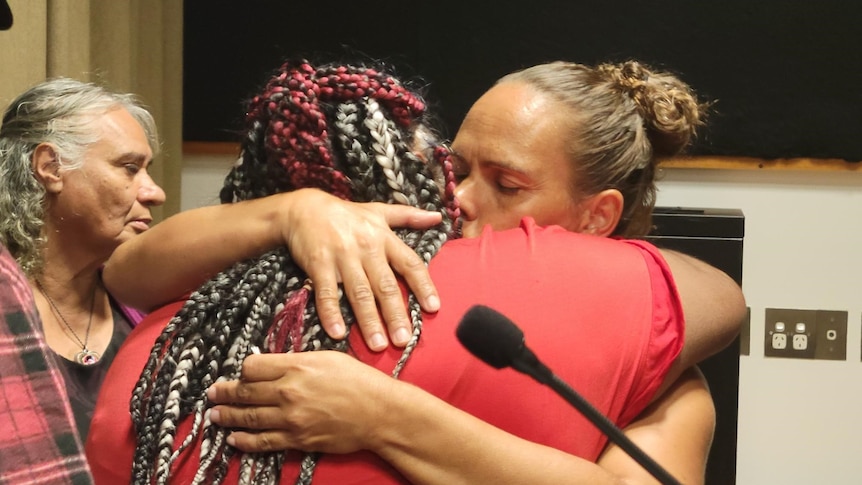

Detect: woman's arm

[658,249,746,386]
[597,366,715,485]
[207,352,712,485]
[104,188,443,350]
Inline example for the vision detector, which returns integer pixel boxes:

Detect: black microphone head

[456,305,525,369]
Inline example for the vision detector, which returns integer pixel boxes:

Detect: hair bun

[602,61,705,158]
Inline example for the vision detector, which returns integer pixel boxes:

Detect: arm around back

[103,188,443,350]
[659,249,746,372]
[598,366,715,485]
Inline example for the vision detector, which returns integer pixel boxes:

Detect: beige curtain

[0,0,183,220]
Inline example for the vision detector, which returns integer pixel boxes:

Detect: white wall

[180,155,233,210]
[656,167,862,485]
[181,157,862,484]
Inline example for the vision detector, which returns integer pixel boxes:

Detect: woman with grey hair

[0,78,166,442]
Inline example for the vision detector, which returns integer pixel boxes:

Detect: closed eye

[495,172,527,195]
[496,181,521,195]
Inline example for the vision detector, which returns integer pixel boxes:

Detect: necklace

[35,280,100,366]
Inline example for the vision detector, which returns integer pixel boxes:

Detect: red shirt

[87,219,683,484]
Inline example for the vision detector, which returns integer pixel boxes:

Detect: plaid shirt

[0,244,93,485]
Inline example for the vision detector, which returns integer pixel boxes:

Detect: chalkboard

[184,1,862,161]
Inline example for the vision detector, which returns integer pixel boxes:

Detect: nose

[453,179,476,222]
[138,171,166,206]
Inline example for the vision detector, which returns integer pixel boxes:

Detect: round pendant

[75,349,101,366]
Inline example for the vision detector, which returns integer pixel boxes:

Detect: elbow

[722,279,748,348]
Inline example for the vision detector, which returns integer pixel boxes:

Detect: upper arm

[104,197,285,311]
[597,366,715,485]
[660,249,746,371]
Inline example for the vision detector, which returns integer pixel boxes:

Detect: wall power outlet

[764,309,816,359]
[764,308,847,360]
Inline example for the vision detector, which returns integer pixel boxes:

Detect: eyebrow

[449,147,530,177]
[116,152,153,167]
[448,148,467,165]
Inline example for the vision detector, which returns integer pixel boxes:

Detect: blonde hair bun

[600,61,705,158]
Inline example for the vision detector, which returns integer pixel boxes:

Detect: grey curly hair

[0,77,160,275]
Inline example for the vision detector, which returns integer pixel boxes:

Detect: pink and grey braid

[129,60,459,485]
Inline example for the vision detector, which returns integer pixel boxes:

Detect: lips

[128,218,152,232]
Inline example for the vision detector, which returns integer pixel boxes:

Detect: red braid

[252,61,353,199]
[434,146,461,221]
[245,60,429,201]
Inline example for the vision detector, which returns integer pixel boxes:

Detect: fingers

[375,204,441,314]
[337,243,391,350]
[385,237,440,314]
[338,230,435,350]
[329,205,443,350]
[223,430,294,453]
[310,246,390,351]
[308,262,349,340]
[210,406,296,453]
[208,378,277,406]
[360,255,412,348]
[286,197,442,351]
[378,203,442,229]
[310,227,410,352]
[241,353,294,380]
[204,352,385,455]
[209,402,288,428]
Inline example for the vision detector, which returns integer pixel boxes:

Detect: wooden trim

[660,156,862,171]
[183,141,240,156]
[183,142,862,172]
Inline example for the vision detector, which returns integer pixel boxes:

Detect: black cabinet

[648,207,745,485]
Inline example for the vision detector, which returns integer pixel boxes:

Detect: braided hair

[129,60,460,485]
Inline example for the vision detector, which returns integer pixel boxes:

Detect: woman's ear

[579,189,623,237]
[32,143,63,193]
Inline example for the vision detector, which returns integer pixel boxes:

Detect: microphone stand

[514,358,683,485]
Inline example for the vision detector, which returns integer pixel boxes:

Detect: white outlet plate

[764,308,816,359]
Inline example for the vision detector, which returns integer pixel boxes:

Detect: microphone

[456,305,682,485]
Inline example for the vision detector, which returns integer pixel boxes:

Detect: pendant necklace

[35,280,100,366]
